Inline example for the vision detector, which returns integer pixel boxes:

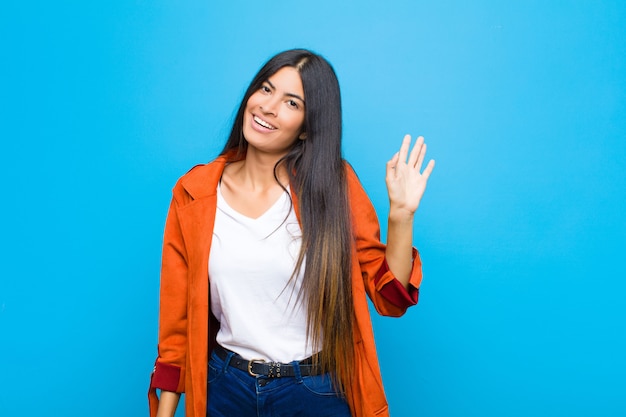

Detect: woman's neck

[227,149,289,192]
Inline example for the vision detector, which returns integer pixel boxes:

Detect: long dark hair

[220,49,354,389]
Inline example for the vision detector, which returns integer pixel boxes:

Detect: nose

[259,95,280,116]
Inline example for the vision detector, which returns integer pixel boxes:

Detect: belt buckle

[247,358,266,377]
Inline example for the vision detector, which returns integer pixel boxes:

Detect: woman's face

[243,66,306,157]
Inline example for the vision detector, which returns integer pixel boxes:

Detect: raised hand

[385,134,435,217]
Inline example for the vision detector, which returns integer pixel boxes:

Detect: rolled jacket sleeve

[374,250,421,310]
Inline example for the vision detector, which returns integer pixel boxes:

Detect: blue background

[1,1,625,416]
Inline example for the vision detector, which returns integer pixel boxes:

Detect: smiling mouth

[253,115,277,130]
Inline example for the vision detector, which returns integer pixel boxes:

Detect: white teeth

[254,115,276,130]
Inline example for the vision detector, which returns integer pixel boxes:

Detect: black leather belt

[214,345,321,378]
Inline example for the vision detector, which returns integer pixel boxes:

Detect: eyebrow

[266,79,306,104]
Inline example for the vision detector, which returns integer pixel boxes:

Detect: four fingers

[391,134,435,175]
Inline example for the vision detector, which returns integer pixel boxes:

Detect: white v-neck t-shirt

[209,184,317,362]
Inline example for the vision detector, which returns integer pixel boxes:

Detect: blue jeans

[207,349,352,417]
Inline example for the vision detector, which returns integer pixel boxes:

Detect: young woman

[148,49,435,417]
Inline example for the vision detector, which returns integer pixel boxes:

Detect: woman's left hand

[385,134,435,217]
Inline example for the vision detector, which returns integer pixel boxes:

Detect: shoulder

[341,160,378,220]
[180,160,222,181]
[171,154,231,202]
[343,160,366,196]
[342,161,379,227]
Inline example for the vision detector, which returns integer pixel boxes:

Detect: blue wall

[1,1,624,416]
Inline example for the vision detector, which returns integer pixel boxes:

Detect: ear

[299,132,307,140]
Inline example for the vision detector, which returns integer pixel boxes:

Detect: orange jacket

[149,152,423,417]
